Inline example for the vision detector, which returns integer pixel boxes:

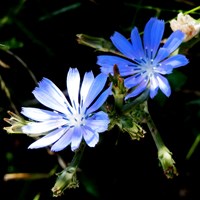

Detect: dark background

[0,0,200,199]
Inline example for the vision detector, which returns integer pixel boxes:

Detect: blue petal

[22,118,68,134]
[71,127,83,151]
[51,128,74,151]
[143,18,165,59]
[82,126,99,147]
[125,80,149,100]
[86,84,112,114]
[33,78,72,115]
[119,65,138,76]
[97,55,136,76]
[85,111,109,132]
[153,48,170,64]
[80,71,94,105]
[67,68,80,110]
[149,86,159,99]
[21,107,63,122]
[163,30,185,54]
[28,127,68,149]
[156,74,171,97]
[130,27,145,59]
[161,54,189,69]
[124,73,145,89]
[149,75,159,98]
[111,31,136,59]
[83,73,107,110]
[154,64,173,75]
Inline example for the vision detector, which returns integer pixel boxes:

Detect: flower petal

[85,111,109,132]
[28,127,68,149]
[83,73,107,110]
[154,64,173,75]
[130,27,145,58]
[149,75,159,98]
[82,126,99,147]
[86,84,112,114]
[67,68,80,109]
[161,54,189,69]
[163,30,185,54]
[111,31,136,59]
[51,128,74,151]
[125,79,148,100]
[71,127,83,151]
[157,74,171,97]
[80,71,94,105]
[33,78,71,115]
[124,73,145,89]
[21,107,63,121]
[143,18,165,58]
[22,119,68,134]
[153,48,170,64]
[97,55,136,76]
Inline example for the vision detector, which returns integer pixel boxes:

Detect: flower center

[70,113,85,127]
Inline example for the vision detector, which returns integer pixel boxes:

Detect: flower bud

[76,33,114,52]
[51,166,79,197]
[170,13,200,42]
[158,146,178,179]
[3,111,30,134]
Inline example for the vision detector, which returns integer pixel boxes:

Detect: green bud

[3,111,30,134]
[120,115,146,140]
[76,34,114,52]
[158,146,178,179]
[52,166,79,197]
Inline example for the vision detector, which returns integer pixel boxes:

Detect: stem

[144,101,178,178]
[186,134,200,160]
[146,110,165,150]
[52,142,86,197]
[122,89,149,114]
[70,142,86,168]
[184,6,200,15]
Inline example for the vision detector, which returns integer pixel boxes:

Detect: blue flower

[97,17,189,99]
[21,68,112,152]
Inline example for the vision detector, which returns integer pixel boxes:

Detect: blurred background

[0,0,200,199]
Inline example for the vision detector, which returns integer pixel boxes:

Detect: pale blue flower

[97,17,189,99]
[21,68,111,152]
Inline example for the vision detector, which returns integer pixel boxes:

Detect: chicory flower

[21,68,111,151]
[97,17,189,99]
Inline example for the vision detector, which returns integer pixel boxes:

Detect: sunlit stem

[121,89,149,114]
[145,101,178,179]
[184,6,200,15]
[69,142,86,168]
[146,109,165,150]
[186,134,200,160]
[114,93,124,111]
[76,34,126,57]
[52,142,86,197]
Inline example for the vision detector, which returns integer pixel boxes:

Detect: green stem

[146,112,165,150]
[184,6,200,15]
[70,142,86,168]
[122,89,149,114]
[144,101,178,178]
[52,142,86,197]
[186,134,200,160]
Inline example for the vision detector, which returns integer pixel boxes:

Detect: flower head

[97,17,189,100]
[170,13,200,42]
[21,68,112,152]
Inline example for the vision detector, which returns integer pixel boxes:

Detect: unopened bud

[52,167,79,197]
